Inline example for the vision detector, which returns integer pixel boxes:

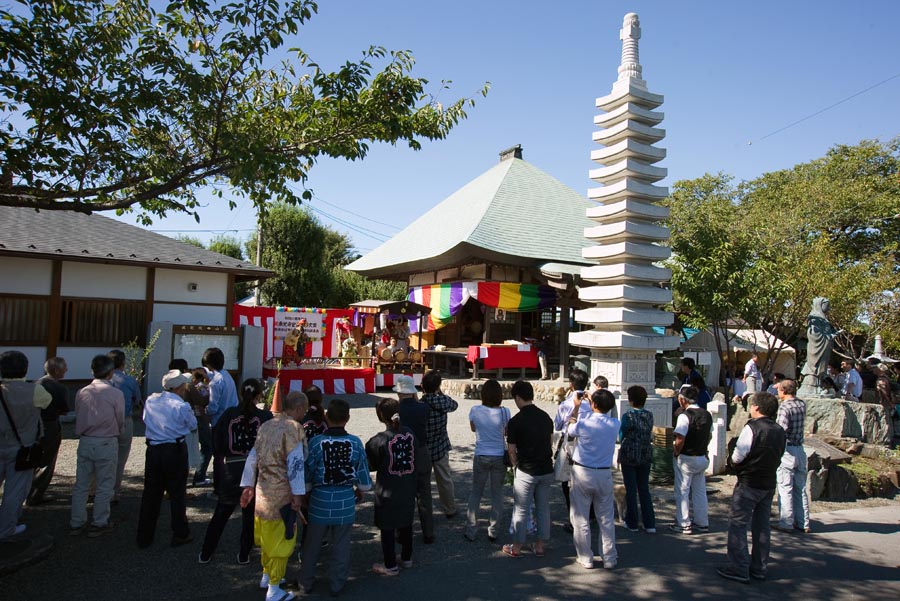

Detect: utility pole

[254,214,263,306]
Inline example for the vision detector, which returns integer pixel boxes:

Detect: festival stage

[466,343,538,377]
[375,371,423,388]
[264,366,376,394]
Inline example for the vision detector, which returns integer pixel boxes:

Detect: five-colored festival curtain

[407,282,556,332]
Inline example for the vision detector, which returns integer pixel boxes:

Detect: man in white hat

[395,375,435,543]
[136,369,198,548]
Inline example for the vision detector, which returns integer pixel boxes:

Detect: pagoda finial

[617,13,643,83]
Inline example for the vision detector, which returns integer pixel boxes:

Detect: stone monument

[569,13,680,427]
[798,297,839,399]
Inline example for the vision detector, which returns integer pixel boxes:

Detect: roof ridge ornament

[617,13,646,90]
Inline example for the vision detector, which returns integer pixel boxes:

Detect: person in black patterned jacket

[617,385,656,533]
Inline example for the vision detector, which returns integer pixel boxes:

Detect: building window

[0,295,49,344]
[59,298,146,346]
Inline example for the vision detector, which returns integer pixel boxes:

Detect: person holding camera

[553,368,590,530]
[567,389,620,569]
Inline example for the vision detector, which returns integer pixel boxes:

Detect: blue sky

[115,0,900,255]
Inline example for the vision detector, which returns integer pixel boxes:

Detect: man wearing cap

[395,375,435,544]
[136,369,198,548]
[70,354,124,537]
[670,385,712,535]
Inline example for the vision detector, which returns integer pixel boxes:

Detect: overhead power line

[311,192,401,232]
[156,228,255,233]
[751,71,900,144]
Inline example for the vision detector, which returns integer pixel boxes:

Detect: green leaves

[666,139,900,361]
[0,0,483,224]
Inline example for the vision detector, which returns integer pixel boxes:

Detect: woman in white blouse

[465,380,510,542]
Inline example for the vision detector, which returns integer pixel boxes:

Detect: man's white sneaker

[396,555,413,568]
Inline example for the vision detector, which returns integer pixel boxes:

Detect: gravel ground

[5,392,899,600]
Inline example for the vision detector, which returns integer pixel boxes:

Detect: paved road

[4,392,899,600]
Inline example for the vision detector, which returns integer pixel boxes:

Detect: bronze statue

[799,297,839,397]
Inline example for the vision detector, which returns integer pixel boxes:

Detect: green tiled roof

[346,158,593,279]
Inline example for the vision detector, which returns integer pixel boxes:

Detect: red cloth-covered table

[263,366,375,394]
[466,344,537,377]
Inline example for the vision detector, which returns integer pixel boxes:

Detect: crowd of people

[1,347,897,598]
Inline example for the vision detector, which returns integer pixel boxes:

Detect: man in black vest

[718,392,786,583]
[670,385,712,535]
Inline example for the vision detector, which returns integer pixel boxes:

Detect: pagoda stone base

[590,348,672,428]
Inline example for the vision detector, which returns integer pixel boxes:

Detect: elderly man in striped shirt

[774,379,810,533]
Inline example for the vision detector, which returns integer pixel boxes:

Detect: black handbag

[0,383,45,471]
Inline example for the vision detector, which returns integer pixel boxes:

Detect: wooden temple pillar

[558,301,570,380]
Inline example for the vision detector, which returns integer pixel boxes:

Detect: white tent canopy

[680,328,796,388]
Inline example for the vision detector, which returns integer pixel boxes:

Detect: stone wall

[440,379,566,404]
[805,398,892,445]
[723,394,892,446]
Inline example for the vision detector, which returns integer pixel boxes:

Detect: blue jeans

[620,463,655,530]
[512,470,553,544]
[466,455,506,539]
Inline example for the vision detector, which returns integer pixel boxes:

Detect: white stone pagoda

[569,13,680,423]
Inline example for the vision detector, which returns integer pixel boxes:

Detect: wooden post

[559,303,570,380]
[46,260,62,359]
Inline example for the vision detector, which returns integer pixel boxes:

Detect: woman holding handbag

[1,350,52,541]
[465,379,510,542]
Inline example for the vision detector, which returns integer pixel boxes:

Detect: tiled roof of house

[346,157,594,279]
[0,206,273,280]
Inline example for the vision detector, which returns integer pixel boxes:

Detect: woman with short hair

[618,386,656,533]
[465,379,510,542]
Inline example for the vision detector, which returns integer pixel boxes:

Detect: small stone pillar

[707,399,728,475]
[645,396,672,429]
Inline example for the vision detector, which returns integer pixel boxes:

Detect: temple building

[346,145,593,376]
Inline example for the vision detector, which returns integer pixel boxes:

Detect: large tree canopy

[665,139,900,367]
[0,0,487,223]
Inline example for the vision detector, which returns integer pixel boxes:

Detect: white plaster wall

[155,269,227,304]
[0,346,48,380]
[56,347,112,380]
[0,257,52,295]
[61,263,146,299]
[152,303,227,326]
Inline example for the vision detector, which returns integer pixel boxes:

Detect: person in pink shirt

[70,354,124,537]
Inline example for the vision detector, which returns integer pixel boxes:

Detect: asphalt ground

[3,392,899,600]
